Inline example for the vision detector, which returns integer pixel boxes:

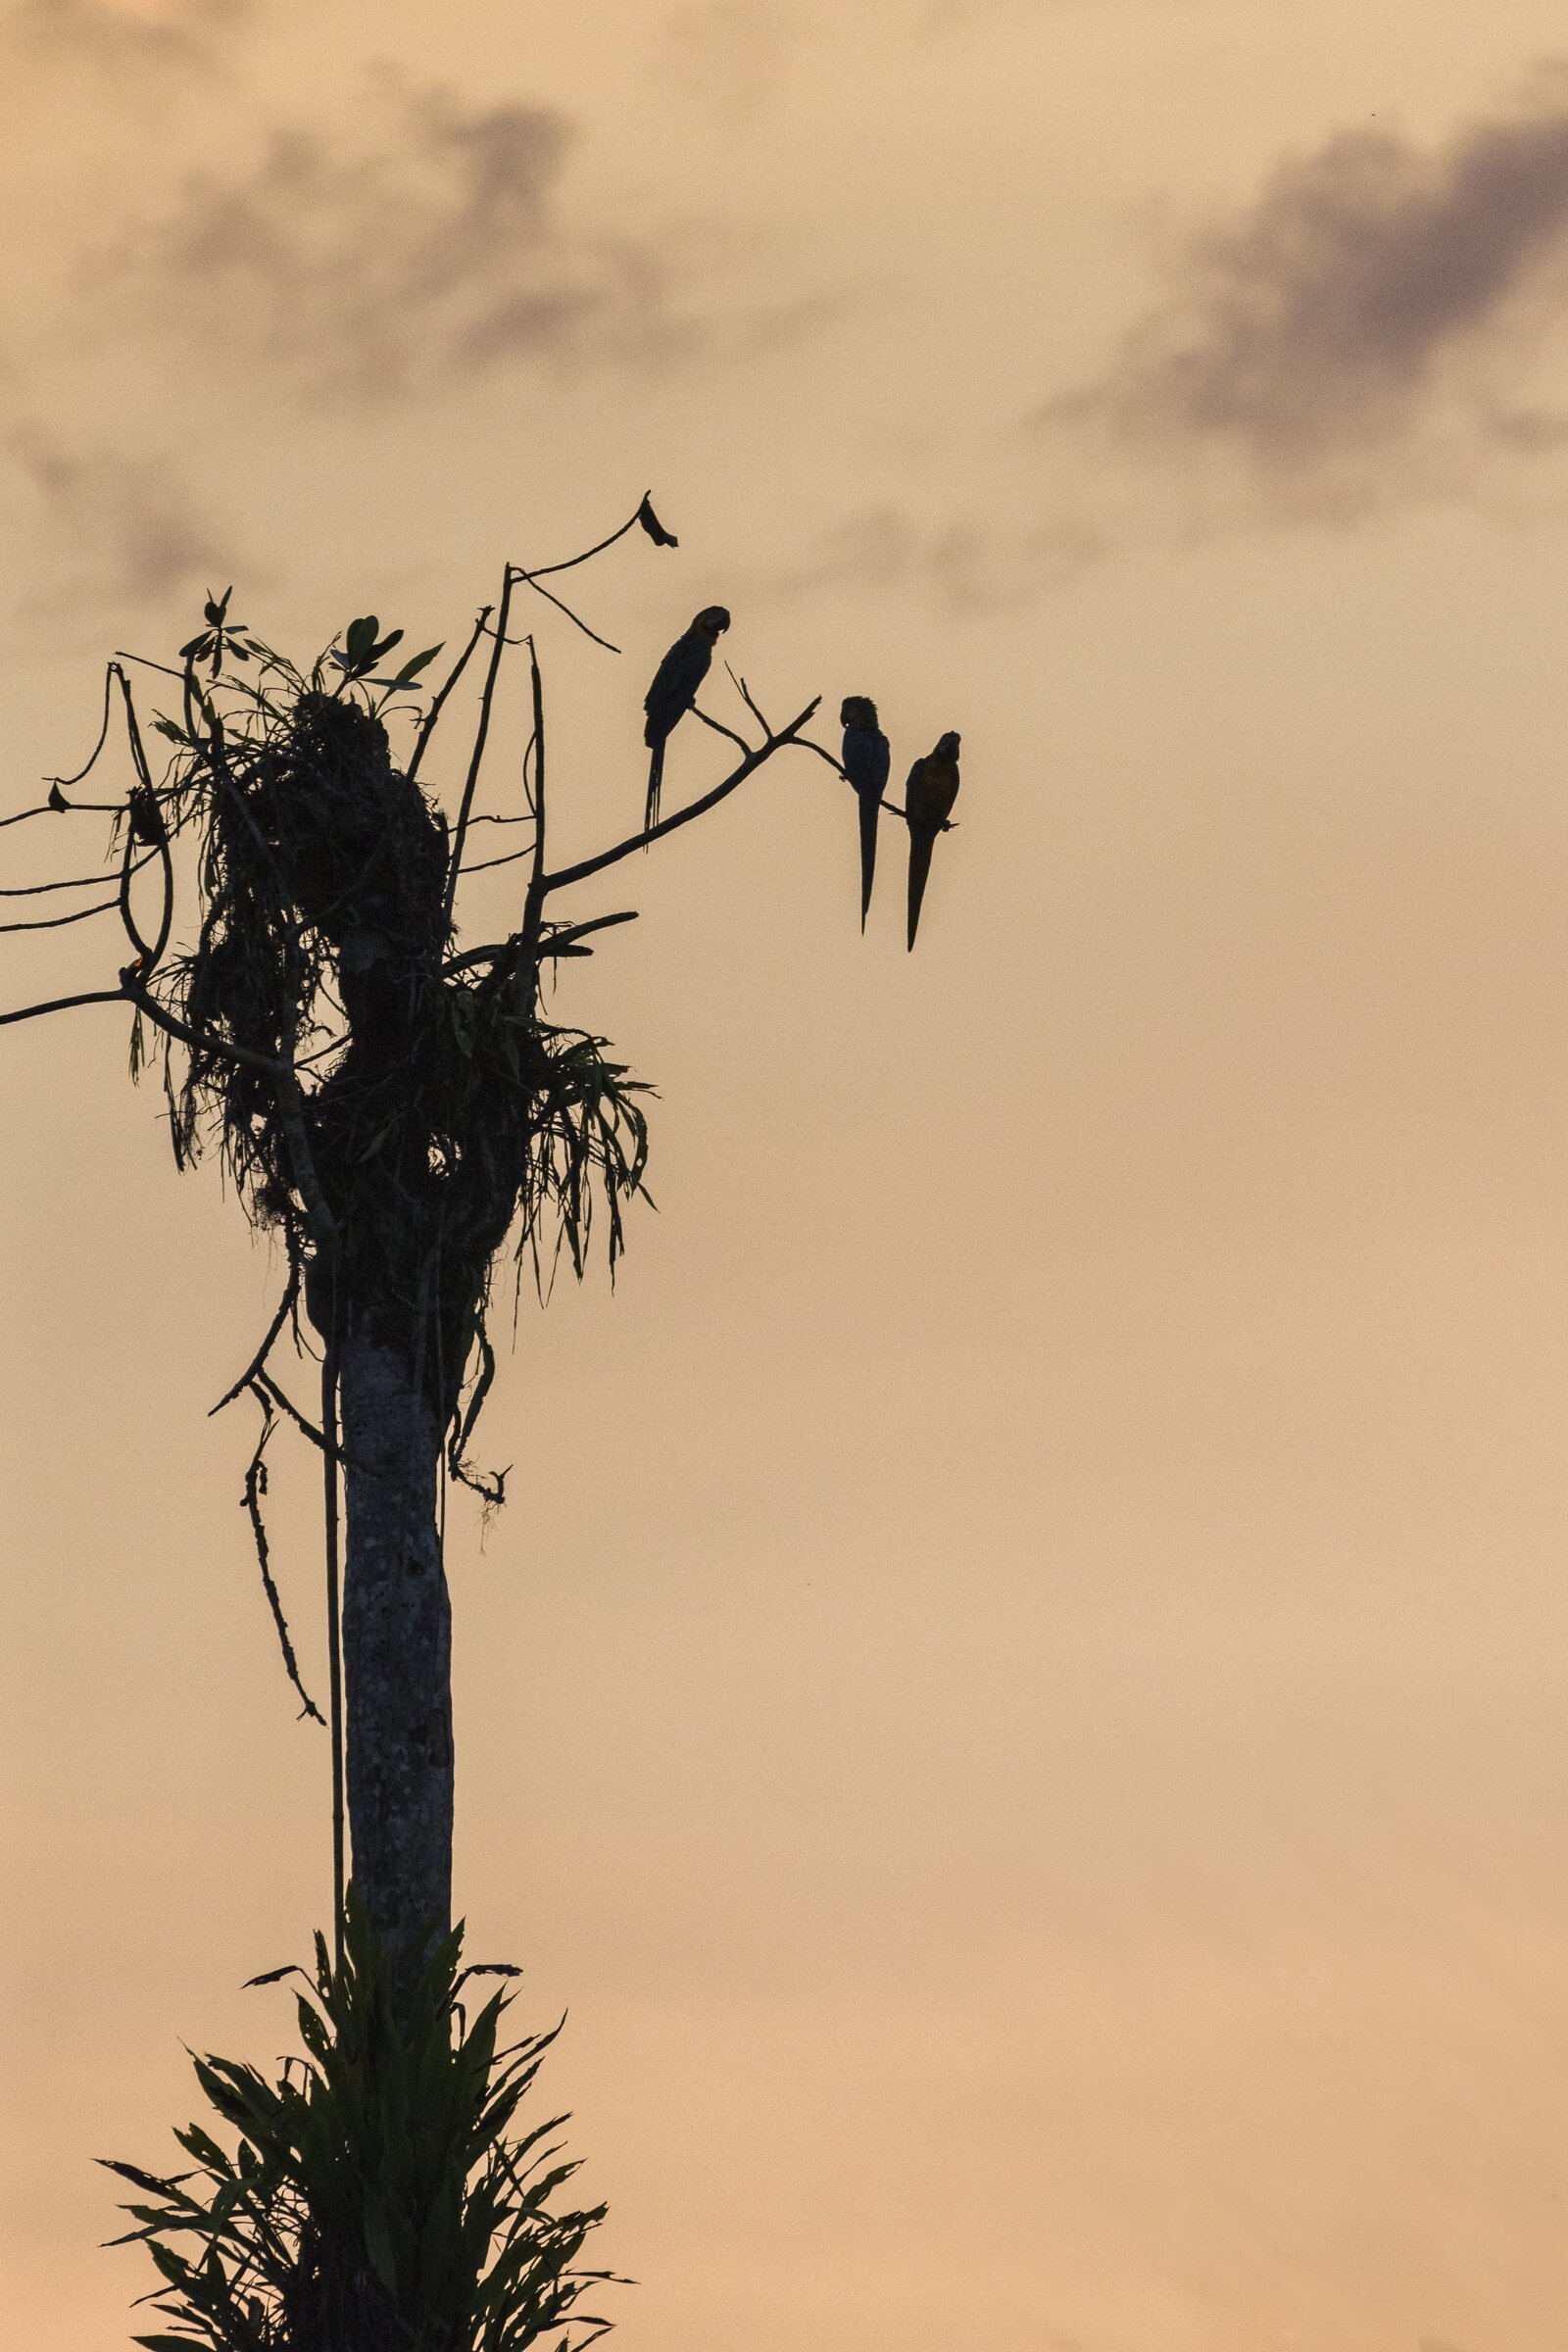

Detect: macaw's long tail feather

[645,741,665,844]
[906,826,936,952]
[858,792,879,931]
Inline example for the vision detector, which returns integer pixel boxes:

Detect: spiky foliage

[103,1894,618,2352]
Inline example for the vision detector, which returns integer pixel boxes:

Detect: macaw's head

[840,695,879,729]
[934,730,960,760]
[695,606,731,640]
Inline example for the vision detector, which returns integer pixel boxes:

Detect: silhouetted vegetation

[103,1894,616,2351]
[1,492,963,2339]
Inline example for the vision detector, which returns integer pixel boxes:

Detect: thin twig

[0,854,155,899]
[520,636,548,957]
[122,983,290,1079]
[460,841,536,877]
[407,604,492,786]
[542,909,638,956]
[540,699,823,895]
[443,939,511,976]
[442,569,514,935]
[511,566,620,655]
[725,662,773,737]
[114,649,193,684]
[690,702,754,759]
[209,1244,302,1415]
[524,495,659,580]
[241,1390,327,1728]
[255,1367,325,1450]
[448,1317,506,1504]
[0,987,129,1030]
[119,824,159,966]
[114,665,158,799]
[793,732,848,780]
[47,663,116,790]
[141,802,176,973]
[0,895,122,933]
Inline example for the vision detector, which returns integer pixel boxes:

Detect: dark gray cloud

[92,78,690,402]
[1041,68,1568,520]
[784,70,1568,619]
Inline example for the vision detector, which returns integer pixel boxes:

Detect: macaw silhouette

[904,730,960,951]
[643,606,731,833]
[840,695,891,930]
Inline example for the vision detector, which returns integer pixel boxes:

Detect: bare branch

[140,801,176,973]
[210,1241,302,1416]
[510,565,620,655]
[47,663,116,791]
[524,494,663,581]
[0,986,130,1031]
[540,699,823,896]
[442,569,515,935]
[690,702,753,759]
[407,604,493,786]
[725,662,773,737]
[123,982,290,1080]
[0,895,122,934]
[119,837,155,965]
[793,732,848,781]
[113,649,191,684]
[459,841,535,878]
[255,1367,326,1451]
[114,665,158,800]
[520,635,548,956]
[240,1390,326,1728]
[442,940,512,976]
[0,854,154,899]
[542,909,638,956]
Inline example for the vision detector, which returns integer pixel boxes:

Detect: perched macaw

[643,606,731,833]
[904,730,961,951]
[840,695,891,931]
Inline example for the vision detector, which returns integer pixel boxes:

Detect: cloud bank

[1047,67,1568,520]
[793,69,1568,615]
[94,78,688,402]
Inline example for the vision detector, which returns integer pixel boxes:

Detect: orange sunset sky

[7,0,1568,2345]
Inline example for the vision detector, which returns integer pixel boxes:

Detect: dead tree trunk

[338,1318,454,1967]
[5,535,852,2006]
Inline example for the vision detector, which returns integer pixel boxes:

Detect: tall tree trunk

[338,1311,454,1977]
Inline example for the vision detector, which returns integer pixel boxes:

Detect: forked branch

[540,698,823,897]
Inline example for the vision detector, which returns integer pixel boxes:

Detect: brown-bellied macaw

[904,730,960,951]
[643,606,731,833]
[840,695,891,931]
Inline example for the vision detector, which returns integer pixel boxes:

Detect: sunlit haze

[6,3,1568,2347]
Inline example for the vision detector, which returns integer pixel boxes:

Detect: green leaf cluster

[328,615,444,689]
[103,1893,618,2352]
